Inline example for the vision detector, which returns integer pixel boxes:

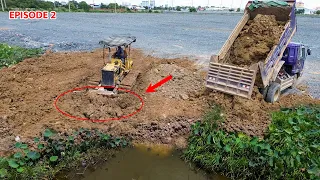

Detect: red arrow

[146,75,173,93]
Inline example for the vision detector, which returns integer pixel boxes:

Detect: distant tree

[237,8,240,12]
[54,1,61,7]
[73,1,79,8]
[295,8,305,14]
[107,3,119,9]
[79,1,90,11]
[176,6,181,11]
[100,3,107,9]
[68,2,77,11]
[143,6,149,10]
[189,7,197,12]
[316,10,320,15]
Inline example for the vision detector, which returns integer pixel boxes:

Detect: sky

[78,0,320,9]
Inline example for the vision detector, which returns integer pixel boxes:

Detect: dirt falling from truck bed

[227,14,285,66]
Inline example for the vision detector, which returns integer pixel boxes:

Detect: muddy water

[82,144,226,180]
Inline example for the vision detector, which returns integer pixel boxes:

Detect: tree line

[3,0,123,12]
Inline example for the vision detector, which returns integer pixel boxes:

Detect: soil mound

[227,14,285,66]
[58,91,142,120]
[145,63,204,99]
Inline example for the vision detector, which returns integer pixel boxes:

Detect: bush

[0,43,43,69]
[184,106,320,179]
[0,128,128,179]
[316,10,320,15]
[189,7,197,12]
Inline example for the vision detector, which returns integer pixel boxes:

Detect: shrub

[184,106,320,179]
[189,7,197,12]
[0,128,128,179]
[0,43,43,69]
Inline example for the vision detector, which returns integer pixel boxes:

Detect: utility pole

[114,0,117,13]
[68,0,71,12]
[3,0,6,9]
[0,0,4,12]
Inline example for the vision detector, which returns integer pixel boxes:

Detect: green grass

[0,128,128,179]
[184,105,320,179]
[0,43,43,69]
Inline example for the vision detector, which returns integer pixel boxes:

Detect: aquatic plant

[0,128,128,179]
[0,43,43,69]
[184,106,320,179]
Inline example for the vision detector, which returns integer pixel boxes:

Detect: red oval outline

[53,86,144,122]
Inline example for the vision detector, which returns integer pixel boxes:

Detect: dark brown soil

[227,14,285,66]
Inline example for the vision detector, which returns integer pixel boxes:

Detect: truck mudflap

[206,62,257,99]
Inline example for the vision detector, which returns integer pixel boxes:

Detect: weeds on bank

[184,106,320,179]
[0,128,128,179]
[0,43,43,69]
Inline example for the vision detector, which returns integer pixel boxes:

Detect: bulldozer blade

[88,80,100,86]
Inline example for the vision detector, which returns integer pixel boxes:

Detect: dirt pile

[145,63,204,100]
[227,14,285,66]
[58,92,142,120]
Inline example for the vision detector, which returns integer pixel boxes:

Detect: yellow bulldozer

[92,35,137,95]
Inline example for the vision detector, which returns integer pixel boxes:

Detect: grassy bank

[184,105,320,179]
[0,128,128,179]
[0,43,43,69]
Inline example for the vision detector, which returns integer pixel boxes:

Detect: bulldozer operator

[113,46,128,64]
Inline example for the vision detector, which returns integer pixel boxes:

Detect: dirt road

[0,50,319,154]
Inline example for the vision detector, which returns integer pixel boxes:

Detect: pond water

[81,144,226,180]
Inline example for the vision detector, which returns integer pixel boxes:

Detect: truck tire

[265,83,281,103]
[259,87,268,99]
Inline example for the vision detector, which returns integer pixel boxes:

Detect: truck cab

[282,43,311,77]
[263,43,312,103]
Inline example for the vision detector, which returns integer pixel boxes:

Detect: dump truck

[206,0,311,103]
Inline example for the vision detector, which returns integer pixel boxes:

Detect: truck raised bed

[206,0,311,102]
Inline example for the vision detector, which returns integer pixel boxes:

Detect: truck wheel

[265,83,281,103]
[259,87,268,99]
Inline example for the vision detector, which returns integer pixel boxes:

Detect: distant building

[89,4,100,8]
[131,5,145,11]
[141,0,155,8]
[296,1,304,9]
